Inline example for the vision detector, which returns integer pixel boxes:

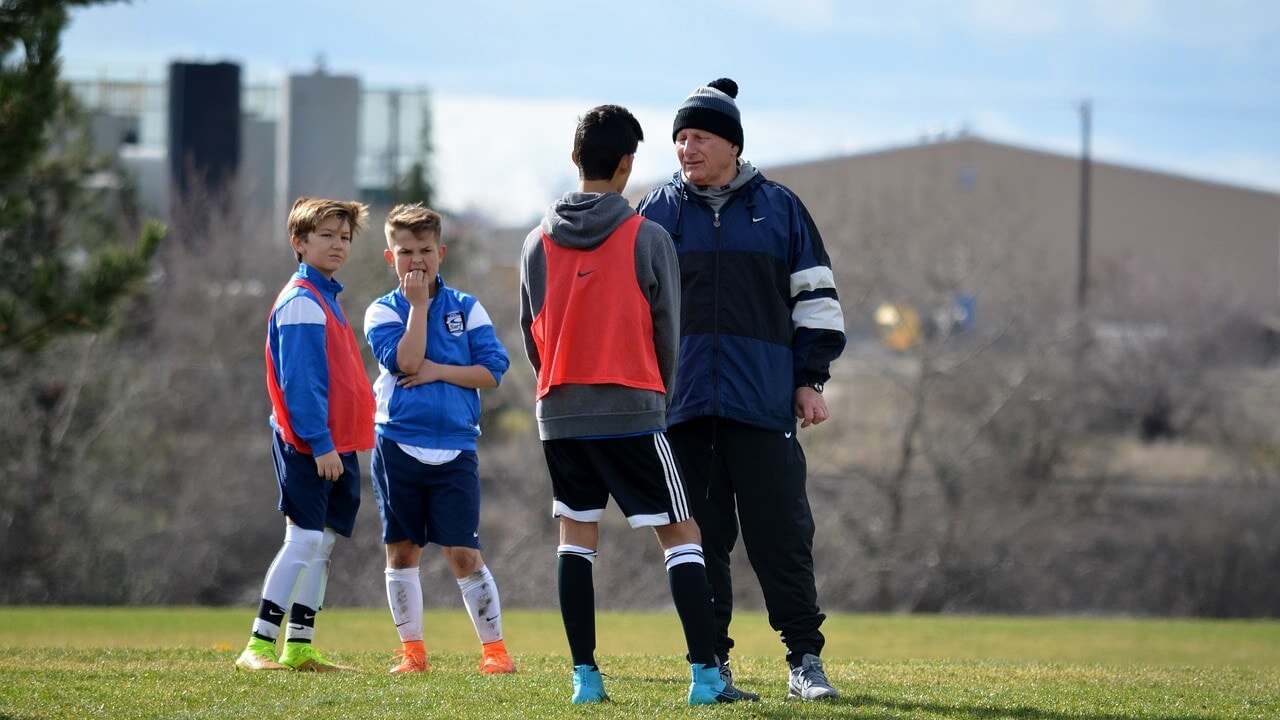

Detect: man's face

[293,216,352,278]
[385,228,446,284]
[676,128,739,187]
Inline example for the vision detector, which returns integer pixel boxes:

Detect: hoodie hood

[684,160,759,211]
[540,191,637,250]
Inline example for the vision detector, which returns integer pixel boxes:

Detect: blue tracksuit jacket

[363,274,509,451]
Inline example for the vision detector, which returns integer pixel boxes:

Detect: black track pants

[667,416,826,665]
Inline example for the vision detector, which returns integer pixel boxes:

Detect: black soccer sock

[557,550,597,668]
[285,603,317,644]
[668,561,717,667]
[251,599,287,643]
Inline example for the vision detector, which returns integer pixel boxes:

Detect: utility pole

[1077,99,1092,310]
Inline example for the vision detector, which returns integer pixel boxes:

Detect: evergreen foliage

[0,0,164,354]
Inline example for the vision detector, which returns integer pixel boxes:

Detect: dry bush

[7,167,1280,618]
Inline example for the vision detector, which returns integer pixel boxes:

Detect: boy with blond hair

[364,203,515,675]
[236,197,375,672]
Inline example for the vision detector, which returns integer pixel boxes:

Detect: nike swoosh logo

[752,216,766,223]
[303,612,317,621]
[577,269,596,277]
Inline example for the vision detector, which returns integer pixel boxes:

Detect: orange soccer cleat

[389,641,429,674]
[478,640,516,674]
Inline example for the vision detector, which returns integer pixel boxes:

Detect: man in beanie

[638,78,847,701]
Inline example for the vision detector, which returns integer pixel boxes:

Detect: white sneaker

[788,653,839,700]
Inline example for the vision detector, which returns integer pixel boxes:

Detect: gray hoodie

[518,191,681,441]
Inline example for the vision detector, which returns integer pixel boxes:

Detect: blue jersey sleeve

[464,298,510,385]
[275,293,336,455]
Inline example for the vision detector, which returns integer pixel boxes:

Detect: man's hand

[315,450,343,482]
[794,386,829,429]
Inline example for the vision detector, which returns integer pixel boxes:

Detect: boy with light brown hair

[236,197,375,672]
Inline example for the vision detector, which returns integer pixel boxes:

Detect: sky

[59,0,1280,227]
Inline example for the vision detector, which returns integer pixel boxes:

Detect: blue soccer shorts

[271,431,361,537]
[370,435,482,549]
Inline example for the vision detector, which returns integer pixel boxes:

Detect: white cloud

[432,95,586,226]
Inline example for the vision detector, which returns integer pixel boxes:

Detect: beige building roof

[753,137,1280,330]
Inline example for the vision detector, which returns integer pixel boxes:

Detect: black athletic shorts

[542,432,691,528]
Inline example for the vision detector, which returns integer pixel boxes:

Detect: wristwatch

[800,381,824,394]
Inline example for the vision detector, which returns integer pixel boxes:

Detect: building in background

[72,62,430,232]
[275,72,359,221]
[168,61,241,221]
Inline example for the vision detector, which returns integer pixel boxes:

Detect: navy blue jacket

[638,170,846,432]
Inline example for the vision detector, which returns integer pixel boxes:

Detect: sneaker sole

[286,659,350,672]
[689,691,743,705]
[789,688,841,700]
[235,657,287,671]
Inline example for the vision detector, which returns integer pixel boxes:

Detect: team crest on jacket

[445,310,465,336]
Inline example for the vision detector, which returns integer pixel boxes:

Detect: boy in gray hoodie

[518,104,745,707]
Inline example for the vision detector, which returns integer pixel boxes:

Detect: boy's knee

[441,546,483,577]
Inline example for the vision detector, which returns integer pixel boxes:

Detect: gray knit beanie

[672,78,743,154]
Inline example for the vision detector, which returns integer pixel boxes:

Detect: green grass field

[2,607,1278,719]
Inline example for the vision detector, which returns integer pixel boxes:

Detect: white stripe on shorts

[653,432,690,522]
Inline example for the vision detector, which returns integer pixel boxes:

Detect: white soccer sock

[386,567,424,643]
[285,528,336,643]
[294,528,337,611]
[458,565,503,644]
[254,526,323,640]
